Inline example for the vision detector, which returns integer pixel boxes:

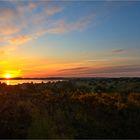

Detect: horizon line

[0,77,140,80]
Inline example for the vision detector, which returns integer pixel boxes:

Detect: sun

[3,70,21,79]
[5,74,12,79]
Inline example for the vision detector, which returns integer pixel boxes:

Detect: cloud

[103,64,140,73]
[55,64,140,77]
[0,25,21,35]
[9,35,32,45]
[0,1,96,54]
[45,6,63,16]
[86,59,109,62]
[45,15,94,34]
[113,49,125,53]
[59,67,89,72]
[0,8,16,21]
[17,2,37,12]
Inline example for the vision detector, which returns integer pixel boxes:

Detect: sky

[0,0,140,78]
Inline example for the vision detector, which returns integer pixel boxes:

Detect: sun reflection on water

[0,80,63,85]
[6,80,10,85]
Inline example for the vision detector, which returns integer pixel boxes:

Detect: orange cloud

[0,1,95,56]
[9,35,32,45]
[0,25,21,35]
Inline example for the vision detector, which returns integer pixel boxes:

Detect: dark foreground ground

[0,78,140,139]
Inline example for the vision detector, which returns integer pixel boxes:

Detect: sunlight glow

[6,80,10,85]
[2,70,22,78]
[5,74,11,79]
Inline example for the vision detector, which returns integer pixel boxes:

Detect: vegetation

[0,78,140,138]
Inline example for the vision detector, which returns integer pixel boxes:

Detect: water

[0,80,62,85]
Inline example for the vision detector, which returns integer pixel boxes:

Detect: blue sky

[0,1,140,77]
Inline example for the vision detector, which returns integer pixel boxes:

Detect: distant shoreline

[0,77,139,80]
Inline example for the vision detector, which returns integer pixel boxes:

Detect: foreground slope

[0,78,140,138]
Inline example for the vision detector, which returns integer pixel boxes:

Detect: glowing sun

[5,74,12,79]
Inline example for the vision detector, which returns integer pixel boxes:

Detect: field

[0,78,140,138]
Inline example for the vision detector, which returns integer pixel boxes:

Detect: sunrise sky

[0,1,140,78]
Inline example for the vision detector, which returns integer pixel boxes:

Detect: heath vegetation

[0,78,140,138]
